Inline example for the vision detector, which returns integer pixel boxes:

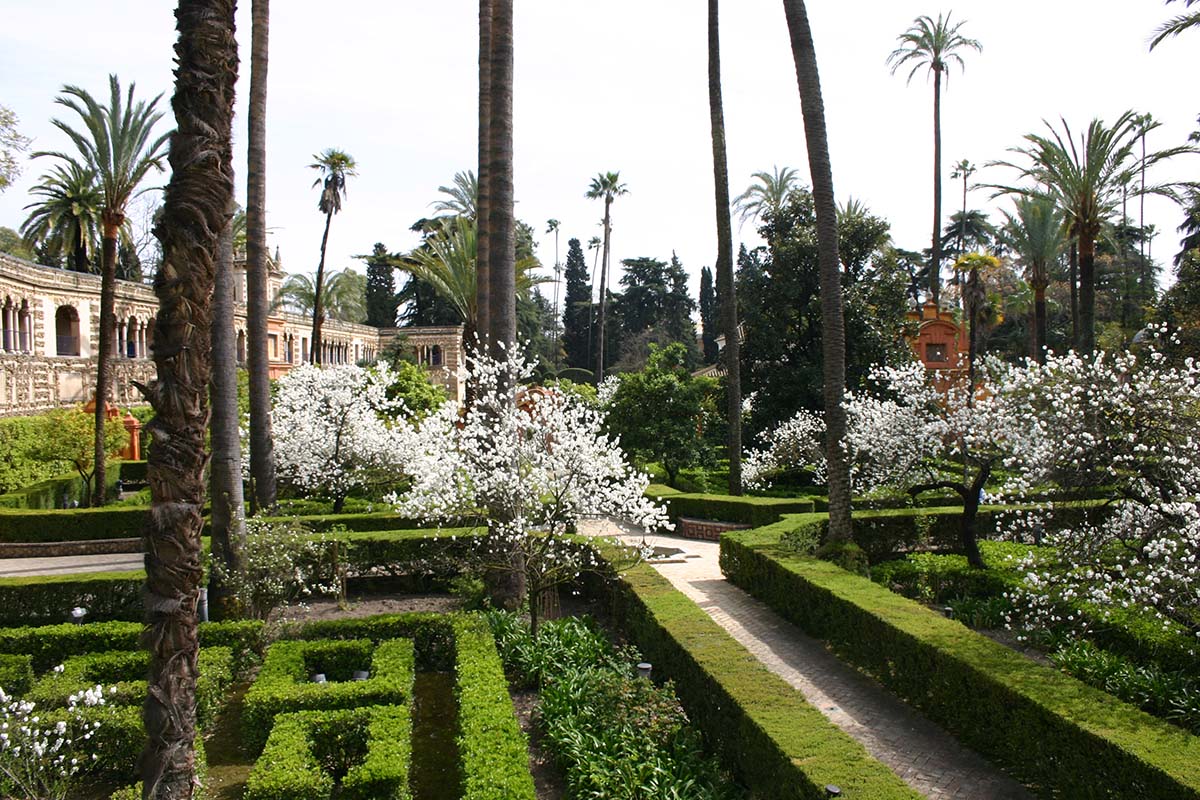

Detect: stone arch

[55,305,81,356]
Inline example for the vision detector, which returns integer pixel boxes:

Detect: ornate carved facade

[0,251,464,415]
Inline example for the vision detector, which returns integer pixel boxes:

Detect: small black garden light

[353,670,370,681]
[311,673,327,683]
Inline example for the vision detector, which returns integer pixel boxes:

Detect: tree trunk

[1033,282,1047,364]
[959,462,990,569]
[929,67,943,308]
[967,267,979,401]
[92,222,120,507]
[140,1,237,796]
[475,0,492,364]
[708,0,742,496]
[486,0,516,358]
[595,199,612,382]
[246,0,276,512]
[781,0,852,540]
[310,210,332,364]
[208,207,246,622]
[1078,233,1096,356]
[1068,239,1078,349]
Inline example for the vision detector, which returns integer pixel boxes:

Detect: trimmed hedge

[0,618,264,673]
[0,652,33,694]
[26,646,233,729]
[721,524,1200,799]
[0,461,124,510]
[582,541,920,800]
[243,638,415,754]
[0,571,143,626]
[0,505,149,543]
[655,491,816,527]
[287,612,536,800]
[244,705,412,800]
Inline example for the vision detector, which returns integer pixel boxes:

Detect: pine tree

[700,265,718,364]
[562,237,591,369]
[364,242,398,327]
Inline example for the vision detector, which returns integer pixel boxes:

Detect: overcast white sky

[2,1,1197,303]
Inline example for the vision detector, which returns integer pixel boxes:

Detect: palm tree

[246,0,276,512]
[949,159,975,260]
[888,13,982,309]
[34,75,169,506]
[707,0,742,495]
[276,269,366,322]
[485,0,516,355]
[20,161,103,272]
[732,165,798,230]
[140,0,236,794]
[276,272,317,316]
[1000,195,1066,362]
[309,147,356,364]
[586,171,628,382]
[1150,0,1200,49]
[781,0,852,541]
[941,209,995,257]
[546,218,561,369]
[987,112,1197,354]
[476,0,493,358]
[432,170,478,219]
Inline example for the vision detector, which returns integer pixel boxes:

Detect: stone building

[905,301,968,387]
[0,250,464,415]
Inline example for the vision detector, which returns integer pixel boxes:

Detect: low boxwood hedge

[244,705,412,800]
[582,540,920,800]
[0,618,264,673]
[657,492,816,527]
[243,638,415,754]
[0,461,124,510]
[0,652,33,694]
[721,524,1200,799]
[0,505,149,543]
[286,612,536,800]
[0,571,144,626]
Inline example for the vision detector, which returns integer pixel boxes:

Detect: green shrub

[242,638,414,754]
[583,541,920,799]
[0,618,264,673]
[0,571,143,626]
[721,526,1200,799]
[244,705,412,800]
[287,612,455,672]
[0,652,33,695]
[0,415,67,494]
[0,506,148,542]
[659,493,815,527]
[814,539,869,576]
[26,646,233,729]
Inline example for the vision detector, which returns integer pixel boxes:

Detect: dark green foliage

[562,237,592,370]
[738,190,912,436]
[0,460,124,509]
[814,539,869,576]
[699,265,719,364]
[364,242,400,328]
[0,506,148,542]
[242,638,415,753]
[0,652,33,694]
[517,286,558,369]
[656,491,815,527]
[612,253,699,369]
[244,706,412,800]
[605,343,710,485]
[583,541,920,799]
[486,611,737,800]
[0,571,143,626]
[0,619,263,673]
[0,415,69,494]
[721,527,1200,798]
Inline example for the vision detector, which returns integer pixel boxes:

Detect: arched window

[55,306,80,356]
[2,298,13,352]
[431,344,443,367]
[18,301,31,353]
[127,316,139,357]
[236,330,246,364]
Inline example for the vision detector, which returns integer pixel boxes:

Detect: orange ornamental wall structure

[905,301,968,388]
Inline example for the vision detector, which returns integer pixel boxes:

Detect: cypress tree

[364,242,398,328]
[699,265,718,364]
[562,237,592,369]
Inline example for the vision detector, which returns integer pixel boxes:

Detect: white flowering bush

[991,340,1200,639]
[273,363,419,512]
[210,517,343,620]
[743,408,826,490]
[0,682,107,800]
[395,345,670,631]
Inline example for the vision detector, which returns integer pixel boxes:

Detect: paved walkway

[0,552,143,578]
[581,520,1030,800]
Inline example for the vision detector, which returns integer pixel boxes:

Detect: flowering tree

[395,347,670,632]
[273,363,417,512]
[745,361,1020,567]
[0,683,108,800]
[994,339,1200,638]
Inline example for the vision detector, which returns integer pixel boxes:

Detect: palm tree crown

[887,13,982,84]
[310,148,357,216]
[733,165,799,226]
[1150,0,1200,49]
[21,162,104,269]
[431,170,478,219]
[586,171,628,204]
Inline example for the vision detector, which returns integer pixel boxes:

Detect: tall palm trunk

[1068,238,1078,348]
[586,245,599,369]
[781,0,852,541]
[1032,276,1047,363]
[930,66,943,308]
[595,199,612,382]
[140,1,237,796]
[92,219,120,507]
[707,0,741,495]
[487,0,515,355]
[1078,230,1096,355]
[310,210,332,363]
[209,208,245,621]
[475,0,492,363]
[246,0,275,511]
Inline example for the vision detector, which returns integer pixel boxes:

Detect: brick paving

[582,519,1031,800]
